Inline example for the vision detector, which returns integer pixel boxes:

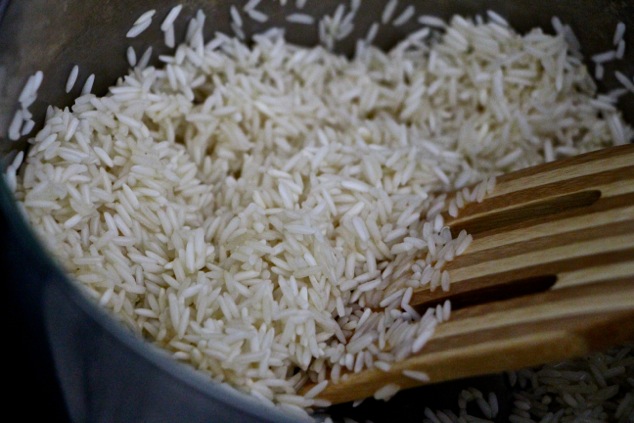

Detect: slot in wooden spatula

[305,143,634,405]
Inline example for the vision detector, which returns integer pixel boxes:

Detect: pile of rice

[8,3,633,421]
[422,343,634,423]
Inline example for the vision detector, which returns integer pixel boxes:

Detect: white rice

[615,71,634,93]
[373,383,401,401]
[20,119,35,136]
[133,9,156,26]
[164,25,176,48]
[18,71,42,109]
[592,50,617,63]
[138,46,153,69]
[595,62,605,81]
[365,22,380,44]
[486,9,508,27]
[392,5,415,27]
[424,344,633,422]
[161,4,183,31]
[8,109,23,140]
[303,380,329,399]
[246,8,269,23]
[418,15,446,29]
[616,39,626,59]
[381,0,399,25]
[244,0,262,11]
[286,13,314,25]
[31,70,43,94]
[65,65,79,93]
[231,22,245,40]
[613,21,626,45]
[506,344,634,422]
[126,46,137,67]
[402,369,430,382]
[80,73,95,95]
[10,5,634,421]
[551,16,565,34]
[127,14,154,38]
[488,392,499,417]
[230,5,243,28]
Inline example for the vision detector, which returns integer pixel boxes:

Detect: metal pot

[1,1,632,422]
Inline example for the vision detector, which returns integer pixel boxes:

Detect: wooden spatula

[303,143,634,405]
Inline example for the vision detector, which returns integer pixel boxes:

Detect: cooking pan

[0,1,632,422]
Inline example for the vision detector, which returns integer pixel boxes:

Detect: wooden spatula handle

[309,276,634,404]
[411,143,634,309]
[306,145,634,405]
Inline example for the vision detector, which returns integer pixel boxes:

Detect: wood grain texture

[305,144,634,405]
